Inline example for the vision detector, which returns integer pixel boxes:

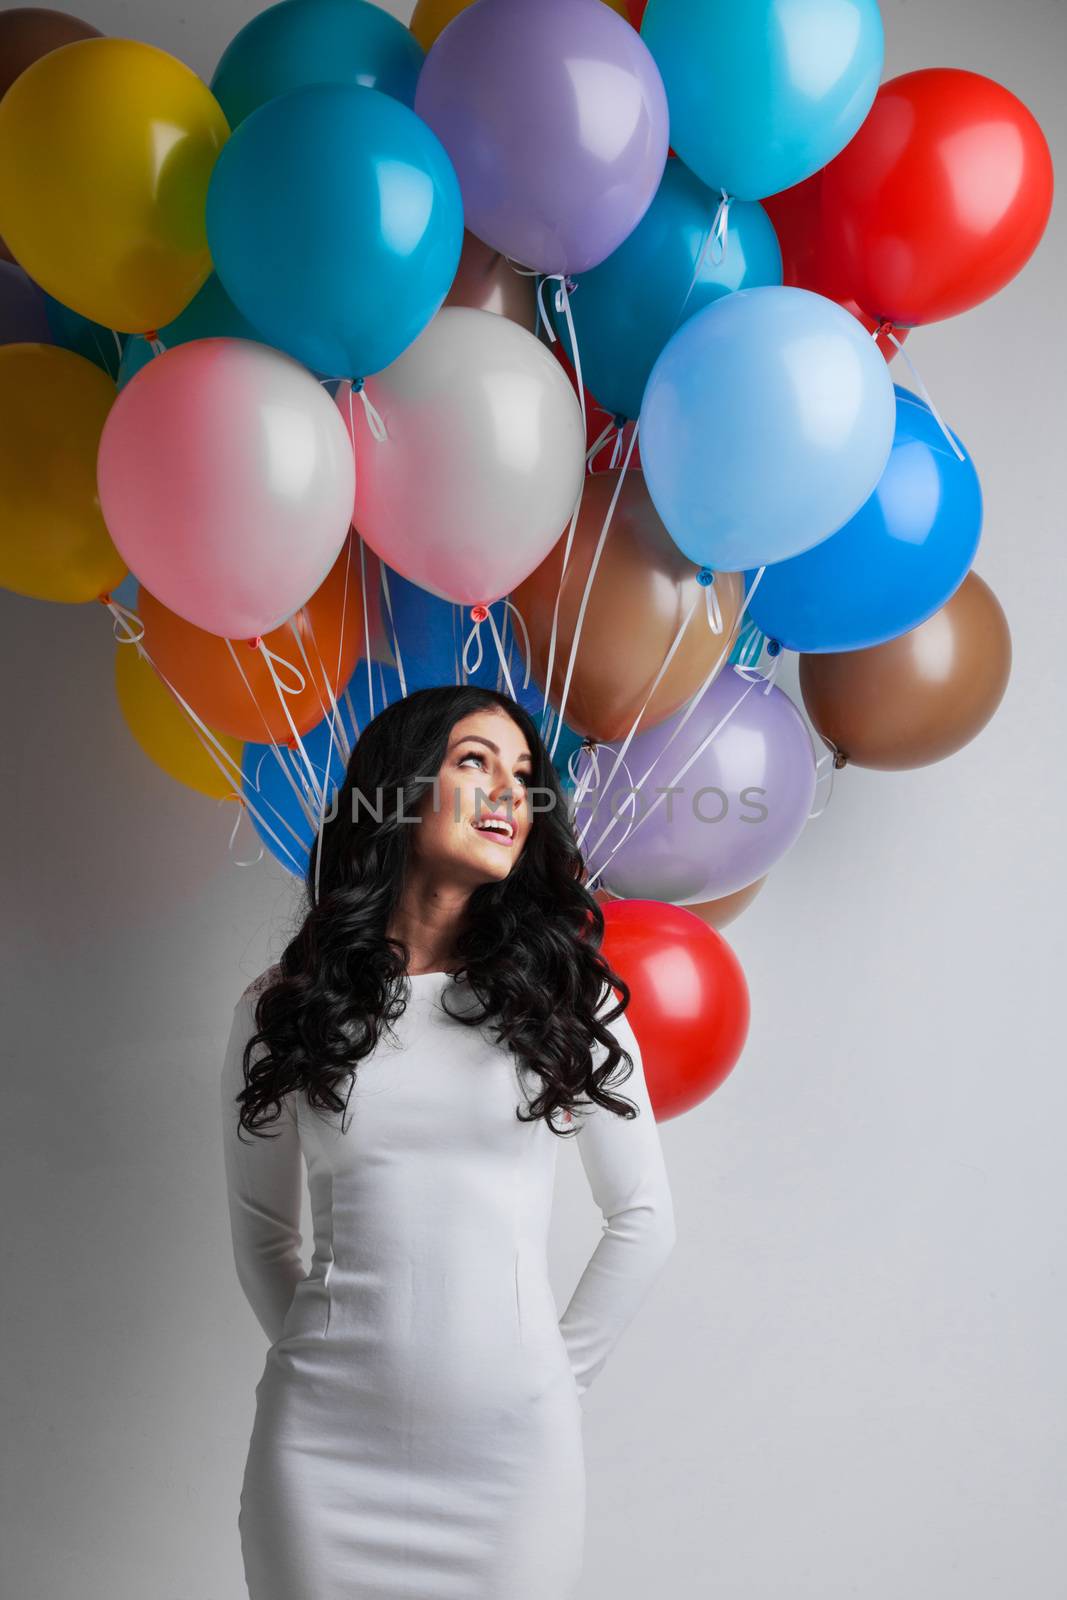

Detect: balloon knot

[563,276,578,294]
[696,567,714,587]
[98,591,111,605]
[581,737,598,753]
[612,413,627,430]
[833,750,848,770]
[352,376,365,393]
[144,329,158,342]
[286,735,297,749]
[767,638,781,656]
[247,635,262,649]
[470,604,489,624]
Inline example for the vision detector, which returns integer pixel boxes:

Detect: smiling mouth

[472,816,515,845]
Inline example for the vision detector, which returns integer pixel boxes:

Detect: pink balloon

[97,338,356,638]
[344,307,585,606]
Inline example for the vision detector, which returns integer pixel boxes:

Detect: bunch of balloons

[0,1,1052,1121]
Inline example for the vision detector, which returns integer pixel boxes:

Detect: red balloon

[600,899,750,1121]
[819,67,1054,327]
[762,172,909,362]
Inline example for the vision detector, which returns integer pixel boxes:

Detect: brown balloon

[512,471,745,743]
[444,230,538,333]
[0,9,102,265]
[799,570,1012,770]
[596,877,766,929]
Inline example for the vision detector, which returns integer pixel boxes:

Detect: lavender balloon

[579,666,817,902]
[0,261,52,345]
[415,0,669,276]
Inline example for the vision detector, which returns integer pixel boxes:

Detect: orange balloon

[799,571,1012,770]
[601,898,750,1121]
[513,471,745,742]
[136,533,364,742]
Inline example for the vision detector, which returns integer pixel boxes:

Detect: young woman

[221,684,676,1600]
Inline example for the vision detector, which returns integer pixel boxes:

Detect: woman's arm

[557,1007,677,1399]
[219,985,305,1344]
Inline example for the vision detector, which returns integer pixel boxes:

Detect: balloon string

[705,579,723,633]
[229,637,327,814]
[876,324,965,462]
[569,740,599,805]
[586,417,616,468]
[502,599,533,690]
[574,586,701,849]
[100,596,314,867]
[220,795,265,868]
[578,752,641,860]
[378,562,408,698]
[356,534,377,721]
[351,377,388,442]
[549,418,640,758]
[709,190,731,268]
[579,565,767,867]
[808,738,840,820]
[109,328,123,367]
[485,607,516,700]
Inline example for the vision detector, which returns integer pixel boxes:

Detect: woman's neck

[387,863,471,975]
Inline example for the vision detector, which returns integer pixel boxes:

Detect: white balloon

[341,306,585,606]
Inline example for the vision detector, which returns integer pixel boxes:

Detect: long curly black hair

[234,685,637,1143]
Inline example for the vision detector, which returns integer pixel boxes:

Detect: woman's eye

[460,755,531,793]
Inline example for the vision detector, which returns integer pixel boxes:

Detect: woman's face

[413,708,536,887]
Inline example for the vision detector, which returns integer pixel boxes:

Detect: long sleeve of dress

[556,1007,677,1399]
[220,986,306,1345]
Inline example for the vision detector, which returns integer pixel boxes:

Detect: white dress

[220,965,676,1600]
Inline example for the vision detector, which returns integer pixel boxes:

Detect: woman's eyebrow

[449,734,533,766]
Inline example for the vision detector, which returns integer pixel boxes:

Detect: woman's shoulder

[236,961,283,1009]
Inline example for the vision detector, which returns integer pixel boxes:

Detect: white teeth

[474,817,512,837]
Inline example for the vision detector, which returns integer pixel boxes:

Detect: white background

[1,1,1064,1596]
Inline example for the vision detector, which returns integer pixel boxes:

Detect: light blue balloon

[117,274,266,390]
[211,0,424,130]
[639,285,896,572]
[242,660,403,875]
[641,0,884,200]
[549,159,781,421]
[745,386,983,653]
[206,83,463,378]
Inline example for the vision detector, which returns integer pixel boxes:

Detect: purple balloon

[0,261,53,346]
[415,0,669,276]
[578,666,817,902]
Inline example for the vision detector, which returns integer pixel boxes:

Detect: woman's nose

[488,775,523,809]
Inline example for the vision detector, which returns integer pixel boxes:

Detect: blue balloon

[549,158,781,421]
[639,285,896,572]
[211,0,424,129]
[745,387,983,653]
[243,660,404,875]
[206,84,463,378]
[117,274,265,389]
[641,0,883,200]
[381,566,583,784]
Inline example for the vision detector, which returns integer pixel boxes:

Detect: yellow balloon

[115,642,244,801]
[0,37,229,332]
[410,0,632,50]
[0,343,127,603]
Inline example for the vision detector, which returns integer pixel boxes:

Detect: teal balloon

[42,292,124,380]
[745,387,983,653]
[211,0,424,129]
[206,84,464,378]
[549,159,781,420]
[641,0,884,200]
[117,274,265,389]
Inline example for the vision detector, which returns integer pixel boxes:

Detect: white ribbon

[875,324,966,463]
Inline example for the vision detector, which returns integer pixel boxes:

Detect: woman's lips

[472,815,515,846]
